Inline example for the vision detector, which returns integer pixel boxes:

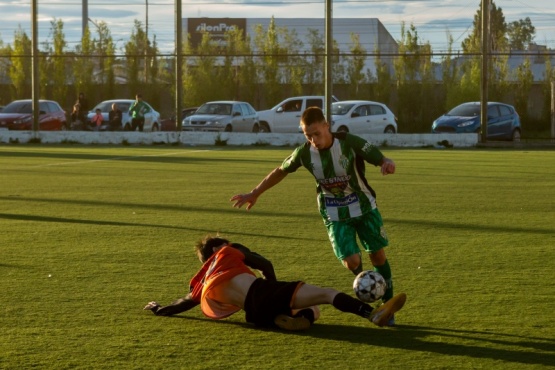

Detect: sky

[1,0,555,54]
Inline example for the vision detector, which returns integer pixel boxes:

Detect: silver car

[88,99,161,132]
[182,101,260,132]
[331,100,398,134]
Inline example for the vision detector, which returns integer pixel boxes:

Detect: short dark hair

[301,106,326,127]
[195,235,229,262]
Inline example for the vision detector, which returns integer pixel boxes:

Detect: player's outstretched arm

[230,167,288,210]
[144,294,199,316]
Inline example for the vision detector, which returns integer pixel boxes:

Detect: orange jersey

[189,246,255,319]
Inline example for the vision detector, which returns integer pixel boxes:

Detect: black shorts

[243,278,304,327]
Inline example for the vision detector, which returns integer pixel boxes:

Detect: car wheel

[259,123,271,133]
[225,125,232,132]
[511,129,521,142]
[252,124,260,133]
[337,126,349,133]
[384,125,396,134]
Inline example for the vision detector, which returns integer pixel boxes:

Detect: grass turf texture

[1,145,554,369]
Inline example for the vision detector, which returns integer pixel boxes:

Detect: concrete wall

[0,131,478,147]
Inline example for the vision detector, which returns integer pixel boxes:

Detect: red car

[0,99,67,131]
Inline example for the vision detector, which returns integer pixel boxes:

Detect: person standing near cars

[129,94,151,132]
[231,107,400,326]
[70,103,86,130]
[108,103,122,131]
[76,92,88,114]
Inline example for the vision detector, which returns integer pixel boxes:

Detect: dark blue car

[432,102,521,141]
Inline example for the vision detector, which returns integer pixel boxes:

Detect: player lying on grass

[143,235,406,331]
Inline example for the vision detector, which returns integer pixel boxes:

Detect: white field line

[30,149,215,168]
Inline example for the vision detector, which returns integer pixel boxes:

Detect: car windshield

[447,104,480,117]
[2,101,32,114]
[196,103,232,115]
[331,103,355,116]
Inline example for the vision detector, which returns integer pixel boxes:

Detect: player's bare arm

[380,157,396,176]
[230,167,288,210]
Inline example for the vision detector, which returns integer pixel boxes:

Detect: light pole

[145,0,149,84]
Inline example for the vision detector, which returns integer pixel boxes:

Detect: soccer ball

[353,270,387,303]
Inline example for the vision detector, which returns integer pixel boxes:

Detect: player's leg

[325,220,363,275]
[357,209,394,303]
[291,283,405,327]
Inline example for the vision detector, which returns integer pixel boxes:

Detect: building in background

[183,18,398,76]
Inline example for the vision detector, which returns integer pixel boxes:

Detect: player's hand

[143,301,160,311]
[380,158,396,175]
[230,192,257,211]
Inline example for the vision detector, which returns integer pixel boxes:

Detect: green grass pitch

[1,145,554,369]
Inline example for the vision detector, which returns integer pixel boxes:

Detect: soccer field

[1,145,554,369]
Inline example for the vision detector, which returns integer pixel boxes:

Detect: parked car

[257,95,339,133]
[160,107,198,131]
[432,102,522,141]
[182,101,259,132]
[0,99,67,130]
[87,99,161,132]
[330,100,398,134]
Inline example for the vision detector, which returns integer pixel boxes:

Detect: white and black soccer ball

[353,270,387,303]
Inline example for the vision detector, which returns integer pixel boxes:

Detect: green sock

[374,259,393,302]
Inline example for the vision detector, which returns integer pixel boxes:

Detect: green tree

[460,0,510,103]
[182,32,220,106]
[345,33,367,99]
[541,58,555,128]
[513,57,533,123]
[73,26,94,101]
[393,22,435,132]
[125,20,148,96]
[281,29,304,96]
[462,0,508,53]
[41,19,67,104]
[253,17,283,106]
[9,27,32,99]
[507,17,535,50]
[442,33,464,110]
[304,28,324,95]
[372,49,392,105]
[222,27,257,104]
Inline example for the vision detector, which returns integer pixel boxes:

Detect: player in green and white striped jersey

[231,107,400,325]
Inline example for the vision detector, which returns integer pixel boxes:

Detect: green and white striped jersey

[281,132,384,222]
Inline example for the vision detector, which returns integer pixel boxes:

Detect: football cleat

[143,301,160,311]
[274,314,312,331]
[369,293,406,327]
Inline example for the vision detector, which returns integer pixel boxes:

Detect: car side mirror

[233,112,241,117]
[351,112,360,118]
[39,110,46,114]
[276,107,284,113]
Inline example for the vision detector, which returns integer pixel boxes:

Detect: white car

[258,96,338,133]
[330,100,398,134]
[88,99,161,132]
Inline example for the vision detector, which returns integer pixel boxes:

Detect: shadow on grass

[0,196,313,220]
[0,148,281,165]
[163,315,555,366]
[0,212,316,242]
[1,193,554,236]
